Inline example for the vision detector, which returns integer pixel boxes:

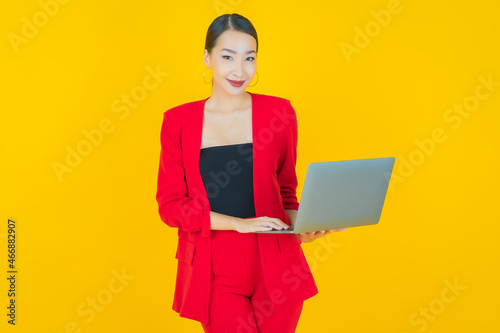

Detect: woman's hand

[232,216,290,233]
[298,228,346,243]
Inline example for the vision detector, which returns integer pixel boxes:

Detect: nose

[233,60,244,77]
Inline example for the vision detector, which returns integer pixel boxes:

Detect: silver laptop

[256,157,395,234]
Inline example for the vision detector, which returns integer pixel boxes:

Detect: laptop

[255,157,395,234]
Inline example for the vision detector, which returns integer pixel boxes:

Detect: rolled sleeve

[277,100,300,211]
[156,110,212,237]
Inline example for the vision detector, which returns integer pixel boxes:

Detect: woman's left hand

[298,229,346,243]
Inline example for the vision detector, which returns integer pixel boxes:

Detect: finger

[272,218,289,228]
[258,226,273,231]
[269,221,287,229]
[269,221,290,230]
[263,217,287,229]
[257,222,277,230]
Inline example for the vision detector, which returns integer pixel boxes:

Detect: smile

[227,79,245,87]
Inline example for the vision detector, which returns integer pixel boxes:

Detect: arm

[285,209,298,228]
[277,100,300,212]
[210,211,241,231]
[156,111,212,237]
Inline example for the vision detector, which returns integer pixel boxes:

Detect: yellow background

[1,0,499,332]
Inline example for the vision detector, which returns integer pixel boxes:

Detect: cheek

[213,60,230,75]
[246,60,256,67]
[245,63,257,73]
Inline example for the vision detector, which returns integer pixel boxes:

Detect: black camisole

[199,142,256,218]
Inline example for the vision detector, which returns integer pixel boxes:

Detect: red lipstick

[227,79,245,87]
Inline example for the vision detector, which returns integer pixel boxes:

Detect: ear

[203,49,211,68]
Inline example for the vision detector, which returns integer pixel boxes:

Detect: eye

[246,57,255,61]
[222,55,232,60]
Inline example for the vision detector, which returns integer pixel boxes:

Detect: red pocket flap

[175,238,196,265]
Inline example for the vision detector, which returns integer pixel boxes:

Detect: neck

[206,87,250,112]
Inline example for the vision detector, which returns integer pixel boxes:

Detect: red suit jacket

[156,92,319,324]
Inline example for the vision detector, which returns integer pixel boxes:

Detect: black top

[199,142,256,218]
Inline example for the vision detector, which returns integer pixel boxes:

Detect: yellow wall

[1,0,498,332]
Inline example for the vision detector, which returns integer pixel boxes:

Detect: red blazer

[156,92,319,324]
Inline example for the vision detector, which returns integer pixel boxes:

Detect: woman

[156,13,346,332]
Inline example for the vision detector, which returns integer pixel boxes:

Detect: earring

[203,67,213,84]
[248,72,259,87]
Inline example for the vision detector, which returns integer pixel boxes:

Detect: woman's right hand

[232,216,290,233]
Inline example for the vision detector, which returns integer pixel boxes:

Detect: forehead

[215,30,256,51]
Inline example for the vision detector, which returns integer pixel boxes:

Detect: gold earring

[203,67,213,84]
[248,72,259,87]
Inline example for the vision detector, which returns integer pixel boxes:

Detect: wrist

[230,217,242,231]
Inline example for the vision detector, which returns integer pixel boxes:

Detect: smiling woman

[155,12,345,333]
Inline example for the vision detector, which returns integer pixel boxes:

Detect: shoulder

[252,93,296,121]
[162,97,206,125]
[252,92,291,107]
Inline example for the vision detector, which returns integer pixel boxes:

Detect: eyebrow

[221,48,256,54]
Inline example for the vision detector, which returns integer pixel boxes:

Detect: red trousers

[201,230,303,333]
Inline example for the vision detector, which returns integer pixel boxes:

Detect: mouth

[227,79,245,87]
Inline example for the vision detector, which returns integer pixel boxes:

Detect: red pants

[201,230,303,333]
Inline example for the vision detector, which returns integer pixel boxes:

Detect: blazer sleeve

[156,110,211,238]
[277,99,300,210]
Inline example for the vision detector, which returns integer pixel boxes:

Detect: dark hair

[205,13,258,55]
